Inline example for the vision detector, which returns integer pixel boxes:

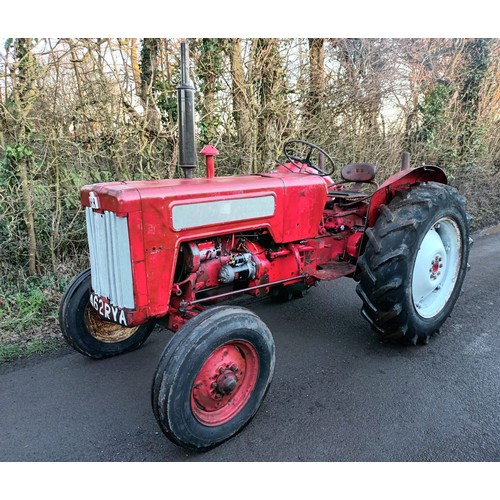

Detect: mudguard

[353,166,448,268]
[366,165,447,228]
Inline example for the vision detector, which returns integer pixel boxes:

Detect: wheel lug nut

[230,364,238,372]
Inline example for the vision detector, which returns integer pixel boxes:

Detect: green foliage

[14,38,31,60]
[0,144,32,267]
[0,338,64,363]
[140,38,180,126]
[409,39,493,169]
[407,81,463,170]
[460,39,491,119]
[195,38,225,146]
[196,38,225,93]
[0,285,45,333]
[2,143,32,164]
[154,75,179,126]
[0,257,79,363]
[416,81,453,144]
[457,39,492,162]
[0,274,67,337]
[139,38,158,88]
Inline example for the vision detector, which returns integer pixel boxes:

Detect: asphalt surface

[1,229,499,462]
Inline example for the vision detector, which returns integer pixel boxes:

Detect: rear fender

[354,166,447,274]
[366,166,447,228]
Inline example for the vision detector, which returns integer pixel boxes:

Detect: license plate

[89,292,128,327]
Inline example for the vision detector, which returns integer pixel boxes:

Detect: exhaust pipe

[177,41,197,178]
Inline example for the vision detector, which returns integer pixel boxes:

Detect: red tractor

[59,44,471,451]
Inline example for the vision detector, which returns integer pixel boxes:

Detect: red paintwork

[81,160,447,329]
[366,166,447,227]
[200,145,219,179]
[81,170,327,326]
[190,340,259,426]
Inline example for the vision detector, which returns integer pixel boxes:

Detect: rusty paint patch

[84,304,140,343]
[311,262,356,280]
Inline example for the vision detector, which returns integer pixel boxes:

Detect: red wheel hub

[429,255,443,280]
[191,340,259,426]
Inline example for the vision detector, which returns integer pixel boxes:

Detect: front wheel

[151,306,275,451]
[59,268,155,359]
[356,182,471,344]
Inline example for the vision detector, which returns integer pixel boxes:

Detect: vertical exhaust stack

[177,41,197,178]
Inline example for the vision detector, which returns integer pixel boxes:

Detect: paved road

[1,230,499,462]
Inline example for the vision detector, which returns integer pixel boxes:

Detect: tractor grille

[85,208,135,309]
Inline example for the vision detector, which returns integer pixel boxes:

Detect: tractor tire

[151,306,275,451]
[59,268,155,359]
[356,182,471,345]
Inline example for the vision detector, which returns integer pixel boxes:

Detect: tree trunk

[254,38,287,171]
[130,38,142,98]
[140,38,162,134]
[12,38,37,275]
[308,38,325,119]
[228,38,255,173]
[17,155,37,275]
[197,39,224,146]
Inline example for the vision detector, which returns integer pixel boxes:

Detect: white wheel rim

[411,217,462,319]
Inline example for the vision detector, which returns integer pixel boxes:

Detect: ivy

[416,81,453,144]
[457,38,491,161]
[195,38,225,145]
[460,38,491,120]
[2,143,33,163]
[154,71,179,126]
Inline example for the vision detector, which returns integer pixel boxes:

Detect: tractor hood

[80,172,328,244]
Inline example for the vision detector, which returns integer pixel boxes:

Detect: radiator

[85,207,135,309]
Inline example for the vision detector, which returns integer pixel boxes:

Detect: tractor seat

[341,163,377,183]
[328,163,377,198]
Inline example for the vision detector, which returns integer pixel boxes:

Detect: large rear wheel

[356,182,471,344]
[151,306,275,451]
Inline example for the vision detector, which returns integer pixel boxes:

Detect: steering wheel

[283,139,335,176]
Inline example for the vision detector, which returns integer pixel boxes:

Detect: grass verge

[0,273,70,364]
[0,337,66,364]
